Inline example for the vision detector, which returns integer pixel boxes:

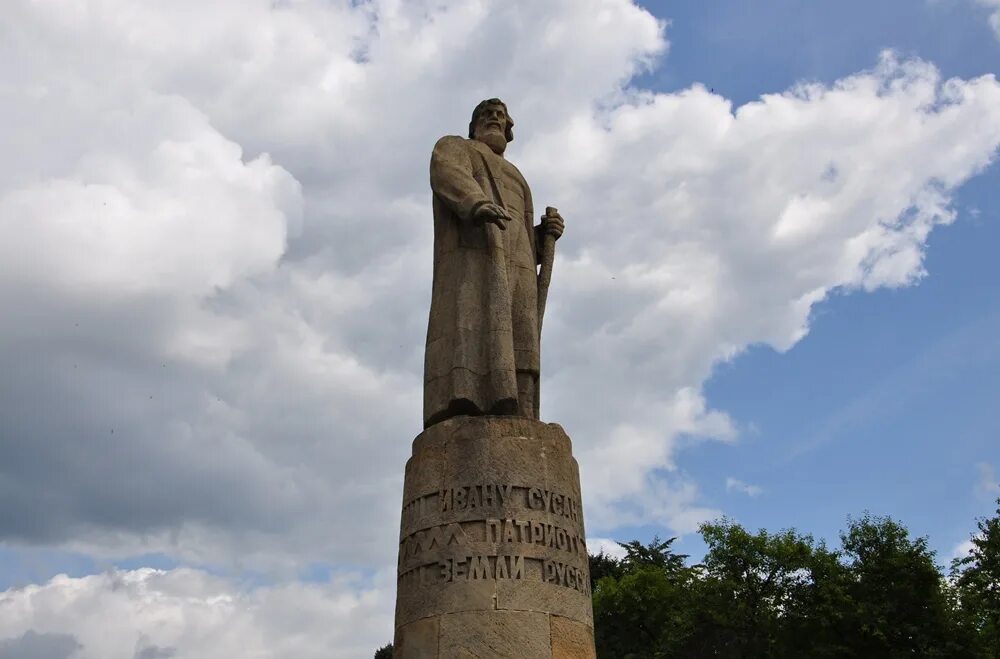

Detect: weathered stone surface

[402,437,447,498]
[496,574,593,626]
[439,610,551,659]
[550,616,597,659]
[394,617,439,659]
[394,416,596,656]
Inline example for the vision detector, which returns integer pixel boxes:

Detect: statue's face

[472,104,507,142]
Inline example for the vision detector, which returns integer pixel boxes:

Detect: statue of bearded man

[423,98,564,428]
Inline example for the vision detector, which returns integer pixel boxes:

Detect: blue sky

[614,0,1000,563]
[1,1,999,655]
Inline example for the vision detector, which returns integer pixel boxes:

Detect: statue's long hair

[468,98,514,142]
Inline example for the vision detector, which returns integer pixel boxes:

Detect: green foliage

[589,536,689,594]
[619,536,690,573]
[697,519,839,658]
[592,537,701,658]
[593,565,699,658]
[839,513,964,657]
[776,538,854,658]
[952,499,1000,658]
[589,549,624,592]
[374,642,392,659]
[591,509,996,658]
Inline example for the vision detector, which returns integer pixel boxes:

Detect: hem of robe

[423,367,540,429]
[424,397,521,429]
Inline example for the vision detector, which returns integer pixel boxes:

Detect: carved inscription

[400,494,434,528]
[544,559,590,595]
[438,483,515,512]
[398,482,591,598]
[399,522,468,562]
[403,483,583,527]
[440,554,525,582]
[486,518,587,557]
[526,487,580,523]
[436,484,580,524]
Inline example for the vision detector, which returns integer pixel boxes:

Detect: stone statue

[424,98,565,428]
[396,100,594,657]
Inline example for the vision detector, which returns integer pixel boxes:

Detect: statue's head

[469,98,513,155]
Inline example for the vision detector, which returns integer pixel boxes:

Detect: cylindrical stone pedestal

[394,415,596,658]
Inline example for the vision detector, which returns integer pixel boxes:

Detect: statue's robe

[424,135,541,428]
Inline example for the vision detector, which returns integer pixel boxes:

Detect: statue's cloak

[424,135,540,428]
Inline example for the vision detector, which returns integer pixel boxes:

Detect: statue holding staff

[424,98,564,428]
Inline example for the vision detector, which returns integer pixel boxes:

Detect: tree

[619,536,690,574]
[589,548,623,592]
[839,513,969,658]
[592,537,701,658]
[952,499,1000,657]
[697,519,833,659]
[776,538,854,658]
[374,643,392,659]
[586,509,1000,658]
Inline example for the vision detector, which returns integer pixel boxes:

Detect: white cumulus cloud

[726,478,764,497]
[0,569,394,659]
[950,538,976,562]
[587,538,629,560]
[976,462,1000,495]
[976,0,1000,39]
[1,0,999,590]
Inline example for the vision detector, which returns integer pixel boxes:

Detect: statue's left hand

[541,209,565,240]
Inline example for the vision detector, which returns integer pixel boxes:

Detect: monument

[393,99,597,657]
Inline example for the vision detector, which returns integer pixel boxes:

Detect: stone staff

[537,205,559,337]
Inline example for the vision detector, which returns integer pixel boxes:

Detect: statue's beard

[478,131,507,155]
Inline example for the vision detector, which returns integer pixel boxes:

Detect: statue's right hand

[472,202,512,230]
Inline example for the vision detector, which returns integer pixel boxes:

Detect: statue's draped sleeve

[430,136,491,223]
